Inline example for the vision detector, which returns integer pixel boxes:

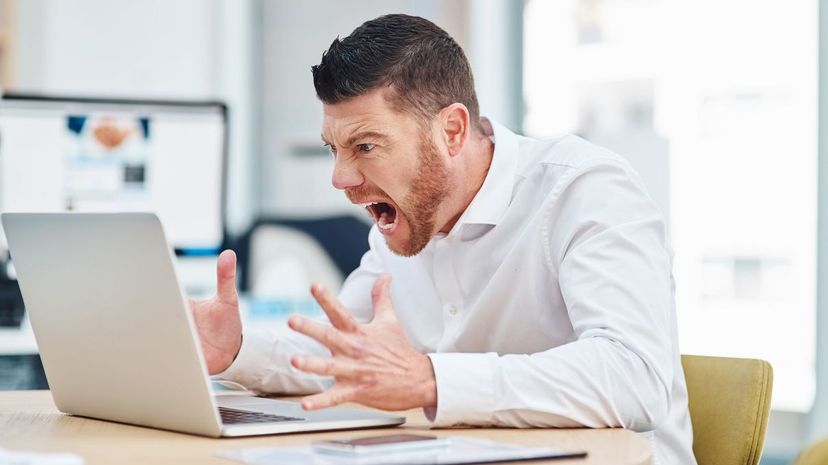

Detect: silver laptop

[1,212,404,437]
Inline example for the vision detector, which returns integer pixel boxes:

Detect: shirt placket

[432,236,464,351]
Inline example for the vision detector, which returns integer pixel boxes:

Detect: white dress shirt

[219,120,696,465]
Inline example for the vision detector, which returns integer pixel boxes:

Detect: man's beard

[345,134,451,257]
[395,135,451,257]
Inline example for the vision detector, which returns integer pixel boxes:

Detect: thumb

[215,249,239,305]
[371,273,394,319]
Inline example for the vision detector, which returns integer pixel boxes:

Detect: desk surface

[0,391,652,465]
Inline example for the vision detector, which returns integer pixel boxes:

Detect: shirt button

[447,305,458,316]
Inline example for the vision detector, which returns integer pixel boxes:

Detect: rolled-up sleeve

[215,324,333,395]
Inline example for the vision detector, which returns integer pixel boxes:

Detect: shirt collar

[456,118,520,228]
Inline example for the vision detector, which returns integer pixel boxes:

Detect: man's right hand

[188,249,243,375]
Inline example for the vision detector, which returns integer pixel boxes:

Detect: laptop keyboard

[218,406,305,424]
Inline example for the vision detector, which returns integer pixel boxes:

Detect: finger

[371,274,394,318]
[300,385,357,410]
[288,316,355,355]
[291,355,363,378]
[215,249,238,305]
[310,283,358,332]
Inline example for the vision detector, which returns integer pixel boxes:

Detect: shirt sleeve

[426,159,675,432]
[216,226,385,394]
[214,323,332,395]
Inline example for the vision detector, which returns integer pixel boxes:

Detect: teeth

[355,201,397,231]
[377,211,396,230]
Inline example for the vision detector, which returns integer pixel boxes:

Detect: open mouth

[361,201,398,231]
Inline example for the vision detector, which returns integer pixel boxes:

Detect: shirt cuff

[213,328,273,387]
[425,352,499,426]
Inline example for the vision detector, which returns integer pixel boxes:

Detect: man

[190,14,696,464]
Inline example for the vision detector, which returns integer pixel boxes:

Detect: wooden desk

[0,391,652,465]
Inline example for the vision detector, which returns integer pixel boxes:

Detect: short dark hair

[312,14,481,131]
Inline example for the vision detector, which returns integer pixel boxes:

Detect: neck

[438,127,495,233]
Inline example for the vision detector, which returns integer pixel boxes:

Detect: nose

[331,156,364,191]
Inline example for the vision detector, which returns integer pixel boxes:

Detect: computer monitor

[0,94,227,254]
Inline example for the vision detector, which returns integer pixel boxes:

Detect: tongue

[377,202,398,229]
[378,211,395,230]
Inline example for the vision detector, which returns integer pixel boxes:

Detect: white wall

[812,0,828,442]
[15,0,215,98]
[468,0,523,132]
[258,0,524,217]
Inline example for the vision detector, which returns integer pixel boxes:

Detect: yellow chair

[794,438,828,465]
[682,355,773,465]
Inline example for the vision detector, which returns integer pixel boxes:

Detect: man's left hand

[288,274,437,411]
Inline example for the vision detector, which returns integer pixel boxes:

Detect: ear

[439,103,471,158]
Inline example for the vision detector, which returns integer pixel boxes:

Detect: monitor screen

[0,95,227,254]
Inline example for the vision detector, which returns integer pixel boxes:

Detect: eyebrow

[320,131,390,147]
[345,131,389,147]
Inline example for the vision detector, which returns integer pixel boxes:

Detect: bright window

[524,0,817,412]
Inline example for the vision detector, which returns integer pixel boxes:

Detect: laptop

[1,212,405,437]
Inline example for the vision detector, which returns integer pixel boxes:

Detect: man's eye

[357,143,375,153]
[325,144,337,157]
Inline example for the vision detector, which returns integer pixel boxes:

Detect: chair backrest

[247,225,343,297]
[794,438,828,465]
[682,355,773,465]
[232,215,371,293]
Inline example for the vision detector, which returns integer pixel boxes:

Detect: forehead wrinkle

[329,118,392,148]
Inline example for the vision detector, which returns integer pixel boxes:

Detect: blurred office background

[0,0,824,463]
